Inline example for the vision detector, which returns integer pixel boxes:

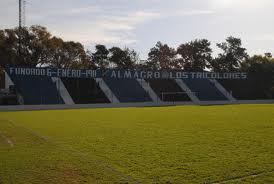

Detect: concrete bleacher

[10,76,64,105]
[218,77,272,100]
[182,78,228,101]
[0,71,4,89]
[103,78,152,103]
[61,78,110,104]
[146,79,191,102]
[4,68,273,106]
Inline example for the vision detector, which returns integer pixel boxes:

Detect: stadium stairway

[209,79,236,101]
[95,78,119,103]
[175,79,200,103]
[103,78,152,103]
[52,77,75,105]
[137,79,160,102]
[4,71,14,89]
[9,75,64,105]
[145,79,191,102]
[61,78,110,104]
[182,78,229,101]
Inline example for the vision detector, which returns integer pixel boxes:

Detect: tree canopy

[177,39,212,71]
[146,42,177,70]
[0,25,273,75]
[211,37,249,72]
[0,26,88,69]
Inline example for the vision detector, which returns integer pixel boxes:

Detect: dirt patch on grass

[57,165,83,184]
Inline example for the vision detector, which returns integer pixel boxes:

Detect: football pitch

[0,105,273,184]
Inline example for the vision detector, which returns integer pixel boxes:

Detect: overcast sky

[1,0,274,59]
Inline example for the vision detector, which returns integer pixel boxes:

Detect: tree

[91,44,110,69]
[109,47,138,69]
[264,52,272,58]
[177,39,212,71]
[0,27,28,67]
[146,42,177,70]
[47,37,88,68]
[241,55,274,72]
[0,26,53,67]
[211,36,248,72]
[0,25,89,68]
[241,55,274,98]
[28,25,52,66]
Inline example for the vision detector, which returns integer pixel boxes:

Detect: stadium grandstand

[1,67,273,108]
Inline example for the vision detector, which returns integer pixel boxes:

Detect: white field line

[210,170,274,184]
[1,118,140,183]
[0,130,14,147]
[3,119,50,142]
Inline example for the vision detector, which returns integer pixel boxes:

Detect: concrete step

[95,78,120,103]
[137,79,161,103]
[175,79,200,104]
[52,77,74,105]
[209,79,236,102]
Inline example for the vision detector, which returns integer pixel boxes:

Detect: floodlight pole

[18,0,22,61]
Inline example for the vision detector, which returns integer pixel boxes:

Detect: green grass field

[0,105,274,184]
